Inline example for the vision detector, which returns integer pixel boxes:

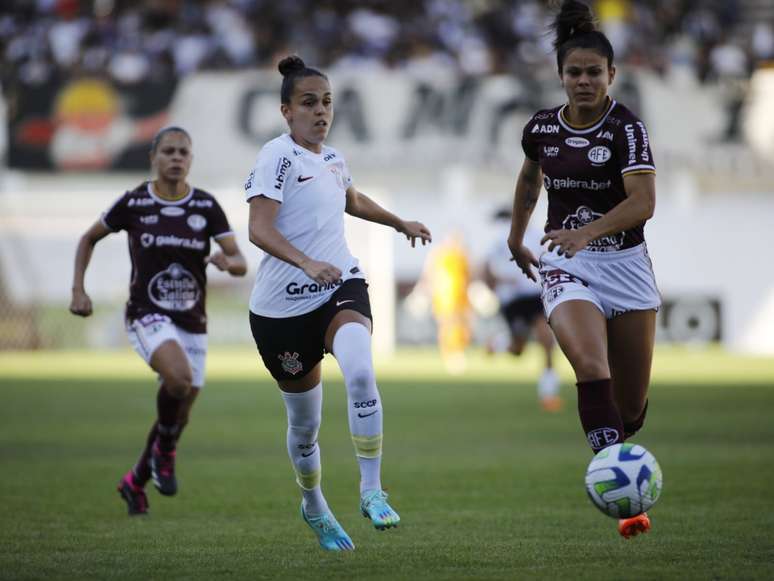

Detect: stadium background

[1,2,773,580]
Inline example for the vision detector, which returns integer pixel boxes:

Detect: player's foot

[301,504,355,551]
[540,395,564,412]
[117,471,149,516]
[150,440,177,496]
[618,512,651,539]
[360,489,400,530]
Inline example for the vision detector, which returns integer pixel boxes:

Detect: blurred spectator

[0,0,767,91]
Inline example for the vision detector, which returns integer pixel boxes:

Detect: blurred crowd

[2,0,773,87]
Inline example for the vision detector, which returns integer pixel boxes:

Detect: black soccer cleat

[118,472,149,516]
[150,441,178,496]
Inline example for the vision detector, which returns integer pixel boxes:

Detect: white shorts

[538,243,661,320]
[126,313,208,387]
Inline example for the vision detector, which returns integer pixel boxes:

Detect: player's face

[151,132,192,182]
[282,76,333,152]
[560,49,615,114]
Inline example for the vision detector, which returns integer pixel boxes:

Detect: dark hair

[150,126,191,154]
[278,55,327,104]
[550,0,614,73]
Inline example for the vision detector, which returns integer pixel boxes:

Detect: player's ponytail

[278,55,328,104]
[550,0,614,73]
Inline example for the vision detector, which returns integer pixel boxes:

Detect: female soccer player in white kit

[245,56,432,551]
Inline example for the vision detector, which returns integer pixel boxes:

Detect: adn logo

[532,124,560,134]
[565,137,590,148]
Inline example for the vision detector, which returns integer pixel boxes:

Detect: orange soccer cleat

[618,512,651,539]
[540,395,564,413]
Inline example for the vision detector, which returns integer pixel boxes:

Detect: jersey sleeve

[208,197,234,240]
[100,192,130,231]
[244,142,294,203]
[614,117,656,177]
[521,117,539,162]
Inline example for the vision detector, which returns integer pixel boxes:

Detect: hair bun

[278,55,306,77]
[552,0,596,50]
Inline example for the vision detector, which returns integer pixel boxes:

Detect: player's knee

[344,366,375,399]
[288,424,319,443]
[509,342,525,356]
[570,353,609,382]
[162,369,193,399]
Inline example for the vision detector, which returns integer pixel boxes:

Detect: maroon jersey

[101,182,233,333]
[522,98,655,252]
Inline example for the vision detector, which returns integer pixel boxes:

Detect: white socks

[281,383,329,516]
[538,368,560,399]
[332,322,383,494]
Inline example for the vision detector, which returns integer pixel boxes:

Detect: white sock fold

[332,322,383,494]
[281,383,328,516]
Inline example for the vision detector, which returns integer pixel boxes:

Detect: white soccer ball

[584,443,663,519]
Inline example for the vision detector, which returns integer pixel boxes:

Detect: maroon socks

[576,378,624,453]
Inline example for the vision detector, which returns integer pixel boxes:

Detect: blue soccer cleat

[301,505,355,551]
[360,490,400,530]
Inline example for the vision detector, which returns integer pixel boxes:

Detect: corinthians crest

[278,351,303,375]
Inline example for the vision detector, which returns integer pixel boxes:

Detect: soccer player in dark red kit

[70,127,247,516]
[507,0,661,538]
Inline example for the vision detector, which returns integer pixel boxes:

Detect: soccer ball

[584,443,663,519]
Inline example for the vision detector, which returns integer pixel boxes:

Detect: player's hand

[300,259,342,285]
[69,289,93,317]
[507,239,539,283]
[398,220,432,248]
[541,228,590,258]
[204,251,230,271]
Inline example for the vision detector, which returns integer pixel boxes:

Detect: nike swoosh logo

[301,449,316,458]
[357,410,378,418]
[297,176,314,183]
[336,300,355,307]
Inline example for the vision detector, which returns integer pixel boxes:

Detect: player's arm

[206,234,247,276]
[542,173,655,258]
[70,220,113,317]
[248,195,341,284]
[508,157,543,282]
[345,185,432,248]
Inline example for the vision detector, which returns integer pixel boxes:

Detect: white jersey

[245,134,365,317]
[486,224,543,304]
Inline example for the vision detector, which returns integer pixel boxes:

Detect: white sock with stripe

[281,383,328,516]
[332,322,383,494]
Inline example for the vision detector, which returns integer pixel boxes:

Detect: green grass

[1,347,773,580]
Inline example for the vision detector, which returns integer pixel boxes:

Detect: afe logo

[588,146,612,165]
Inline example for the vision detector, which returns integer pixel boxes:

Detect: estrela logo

[278,351,303,376]
[565,137,590,148]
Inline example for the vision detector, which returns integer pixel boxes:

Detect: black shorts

[250,279,372,381]
[501,295,544,337]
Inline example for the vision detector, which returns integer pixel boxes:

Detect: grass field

[1,346,773,580]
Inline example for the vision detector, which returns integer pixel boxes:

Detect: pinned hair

[550,0,614,72]
[150,126,191,154]
[278,55,327,104]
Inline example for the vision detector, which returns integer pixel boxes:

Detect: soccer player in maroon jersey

[69,127,247,516]
[507,0,660,538]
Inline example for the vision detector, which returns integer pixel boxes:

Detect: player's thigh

[607,309,656,421]
[150,339,193,387]
[549,299,609,381]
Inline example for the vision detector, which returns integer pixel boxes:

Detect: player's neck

[565,97,610,128]
[289,132,323,154]
[153,179,189,201]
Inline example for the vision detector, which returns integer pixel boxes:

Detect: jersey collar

[146,182,194,205]
[558,98,616,135]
